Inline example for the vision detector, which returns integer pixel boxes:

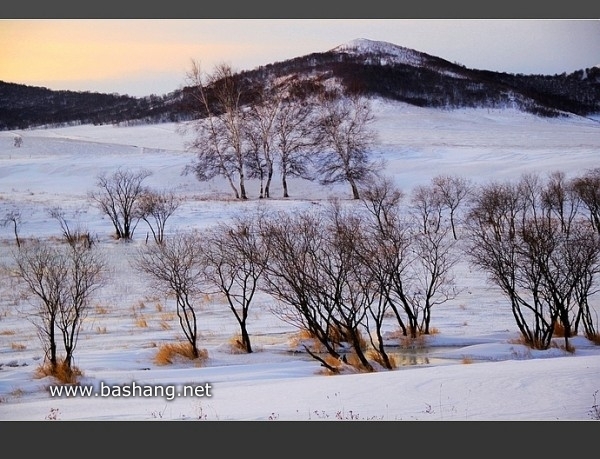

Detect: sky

[1,103,599,422]
[1,19,599,97]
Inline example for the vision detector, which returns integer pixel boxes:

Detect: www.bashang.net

[48,381,213,401]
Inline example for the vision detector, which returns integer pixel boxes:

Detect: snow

[331,38,427,67]
[1,100,599,421]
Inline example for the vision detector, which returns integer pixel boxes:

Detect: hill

[1,38,599,131]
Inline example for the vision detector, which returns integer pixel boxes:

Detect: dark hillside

[2,39,599,131]
[0,81,188,130]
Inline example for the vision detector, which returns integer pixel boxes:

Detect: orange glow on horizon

[1,20,259,89]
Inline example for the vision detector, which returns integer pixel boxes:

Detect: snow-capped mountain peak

[331,38,426,67]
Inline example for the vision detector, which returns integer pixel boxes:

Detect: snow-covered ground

[1,100,599,421]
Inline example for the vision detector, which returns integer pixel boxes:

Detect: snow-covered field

[1,100,599,421]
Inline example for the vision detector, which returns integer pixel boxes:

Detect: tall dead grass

[154,342,208,366]
[35,361,83,384]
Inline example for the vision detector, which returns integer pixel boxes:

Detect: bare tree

[12,239,104,377]
[410,184,443,235]
[133,231,206,358]
[359,175,404,235]
[88,168,151,240]
[273,83,320,198]
[541,171,581,232]
[362,177,460,338]
[466,179,550,348]
[258,209,348,371]
[12,240,66,371]
[244,129,269,199]
[48,206,93,248]
[183,61,250,200]
[322,201,377,371]
[2,208,22,248]
[314,92,379,200]
[572,168,600,235]
[258,181,460,370]
[57,241,105,370]
[202,213,266,353]
[357,176,407,365]
[408,227,460,334]
[431,174,473,240]
[137,189,181,245]
[466,175,600,350]
[244,84,282,199]
[259,203,378,372]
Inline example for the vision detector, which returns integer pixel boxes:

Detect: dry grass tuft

[508,335,529,346]
[135,317,148,328]
[388,326,439,342]
[35,361,83,384]
[289,329,325,352]
[11,343,26,351]
[161,312,175,321]
[586,332,600,345]
[366,349,397,369]
[553,340,576,353]
[399,334,427,349]
[290,326,367,353]
[461,357,474,364]
[227,334,248,354]
[0,330,16,336]
[553,321,567,337]
[318,355,344,375]
[95,304,110,315]
[344,353,377,372]
[10,388,24,398]
[318,352,377,375]
[154,342,208,366]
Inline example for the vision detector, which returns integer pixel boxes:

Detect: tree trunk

[282,174,289,198]
[241,324,253,353]
[349,179,360,200]
[265,162,274,199]
[239,173,248,200]
[12,220,20,248]
[49,318,57,370]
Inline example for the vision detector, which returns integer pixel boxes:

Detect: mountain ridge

[2,38,599,130]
